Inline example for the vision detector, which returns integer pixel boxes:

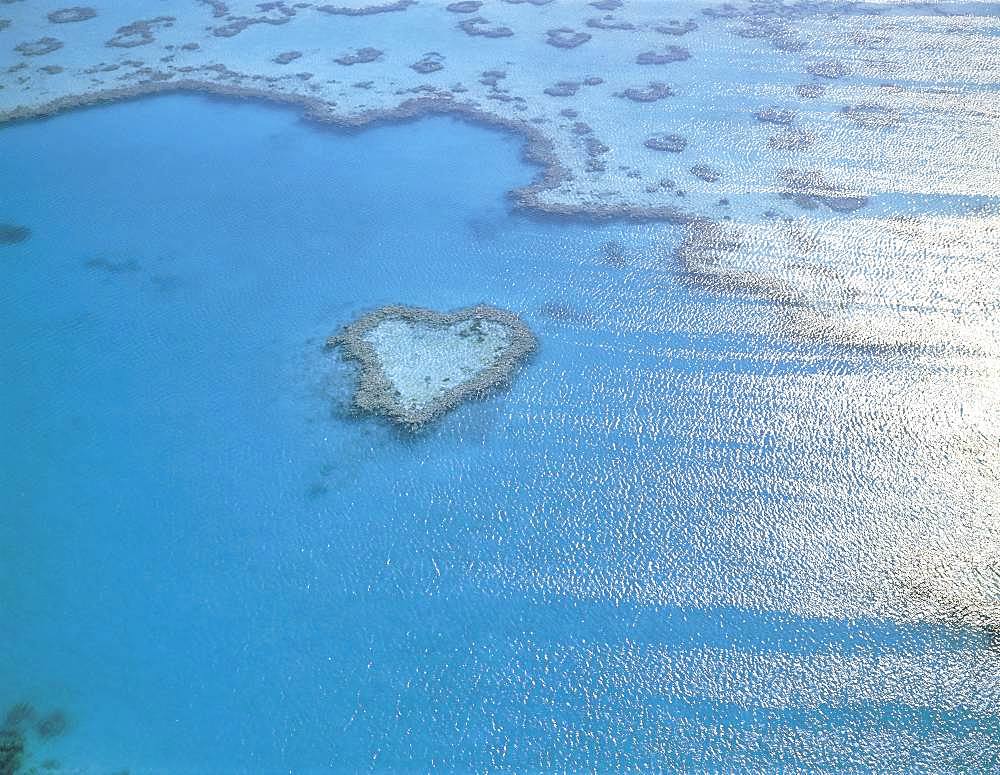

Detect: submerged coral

[3,703,34,729]
[36,710,68,739]
[841,101,900,129]
[410,52,444,74]
[15,37,63,56]
[755,106,795,125]
[690,163,721,183]
[615,81,674,102]
[0,728,25,775]
[0,223,30,244]
[546,28,591,49]
[644,133,687,152]
[656,19,698,36]
[777,168,868,213]
[334,47,383,66]
[106,17,174,49]
[544,80,579,97]
[636,47,690,64]
[317,0,414,15]
[767,128,813,151]
[458,17,513,38]
[47,7,97,23]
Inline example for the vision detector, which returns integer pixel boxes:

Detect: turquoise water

[2,94,998,772]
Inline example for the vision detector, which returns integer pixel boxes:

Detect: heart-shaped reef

[330,304,536,429]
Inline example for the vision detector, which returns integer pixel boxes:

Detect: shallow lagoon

[1,93,998,772]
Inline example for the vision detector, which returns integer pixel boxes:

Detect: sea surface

[1,93,998,772]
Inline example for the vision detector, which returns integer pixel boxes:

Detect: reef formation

[330,304,535,429]
[1,0,992,352]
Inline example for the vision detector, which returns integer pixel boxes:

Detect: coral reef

[106,17,174,49]
[795,83,825,98]
[272,50,301,65]
[586,16,634,31]
[544,80,579,97]
[0,223,30,244]
[807,59,848,79]
[47,6,97,23]
[644,133,687,152]
[636,47,690,64]
[317,0,414,16]
[0,728,25,775]
[656,19,698,36]
[3,704,33,729]
[841,102,899,129]
[410,52,444,74]
[331,304,535,429]
[36,711,68,739]
[458,17,513,38]
[776,168,868,213]
[334,47,383,66]
[767,128,813,151]
[14,38,63,56]
[755,106,795,125]
[690,164,721,183]
[546,28,591,49]
[615,81,673,102]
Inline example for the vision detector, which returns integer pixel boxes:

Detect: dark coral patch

[0,728,26,775]
[777,168,868,212]
[546,28,591,49]
[644,133,687,152]
[795,83,825,98]
[754,106,795,125]
[636,46,690,64]
[841,102,899,129]
[36,710,69,739]
[615,81,673,102]
[410,52,444,74]
[690,164,721,183]
[586,16,634,30]
[334,47,383,65]
[807,59,848,79]
[767,128,813,151]
[85,256,140,273]
[273,50,302,64]
[106,17,174,48]
[458,17,513,37]
[47,6,97,23]
[316,0,414,15]
[655,19,697,35]
[0,223,30,244]
[445,0,481,10]
[3,702,34,727]
[544,80,579,97]
[15,36,63,55]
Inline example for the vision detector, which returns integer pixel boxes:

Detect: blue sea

[1,94,998,772]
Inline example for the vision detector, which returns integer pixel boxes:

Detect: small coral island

[330,304,535,429]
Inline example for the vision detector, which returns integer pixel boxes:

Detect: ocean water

[1,93,998,773]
